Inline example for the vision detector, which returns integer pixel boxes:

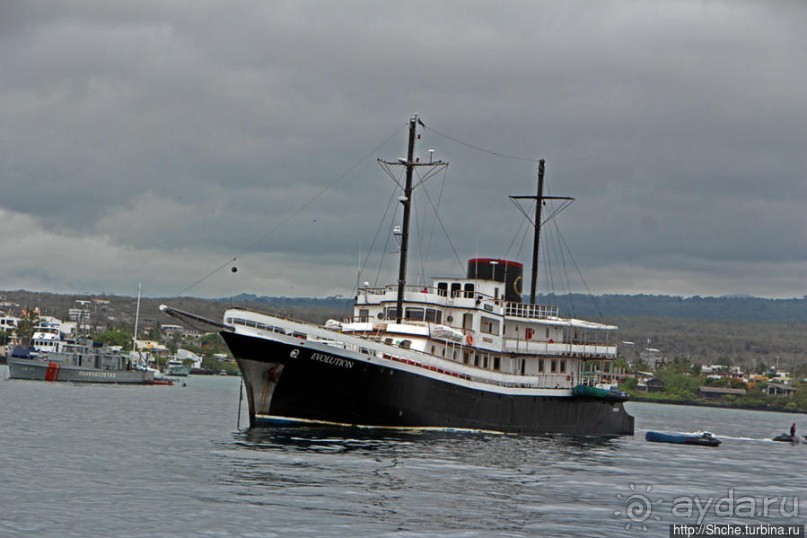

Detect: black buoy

[231,266,237,273]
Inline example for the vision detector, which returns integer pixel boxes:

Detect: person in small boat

[790,423,796,438]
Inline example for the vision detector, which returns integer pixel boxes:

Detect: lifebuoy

[465,333,474,346]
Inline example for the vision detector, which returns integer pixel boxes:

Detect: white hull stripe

[255,414,506,435]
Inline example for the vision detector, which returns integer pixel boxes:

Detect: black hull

[221,331,635,435]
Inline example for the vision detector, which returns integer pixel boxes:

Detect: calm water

[1,365,803,537]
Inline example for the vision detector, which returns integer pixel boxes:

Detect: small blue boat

[646,431,721,447]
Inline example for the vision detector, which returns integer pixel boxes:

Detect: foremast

[378,115,447,323]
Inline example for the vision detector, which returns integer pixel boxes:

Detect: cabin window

[551,360,558,373]
[493,357,500,371]
[546,328,550,339]
[480,316,500,335]
[452,350,457,360]
[520,359,526,375]
[425,308,442,323]
[358,309,369,322]
[463,352,470,364]
[560,360,566,373]
[437,282,448,296]
[450,283,462,298]
[538,359,544,372]
[464,283,475,298]
[431,345,436,354]
[385,307,398,320]
[474,356,480,367]
[405,307,424,321]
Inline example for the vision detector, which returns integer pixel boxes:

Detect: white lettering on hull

[77,370,117,379]
[309,352,354,369]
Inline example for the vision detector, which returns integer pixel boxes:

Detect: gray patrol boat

[7,339,155,384]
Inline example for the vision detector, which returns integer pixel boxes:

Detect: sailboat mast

[529,159,545,304]
[132,282,141,353]
[395,115,418,323]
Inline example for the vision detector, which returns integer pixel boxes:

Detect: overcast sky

[1,1,804,300]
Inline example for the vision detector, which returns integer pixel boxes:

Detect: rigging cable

[552,219,606,320]
[377,149,458,283]
[503,198,533,262]
[175,124,405,297]
[556,219,575,308]
[418,165,452,283]
[544,213,560,305]
[415,169,466,275]
[423,125,542,163]
[544,184,561,306]
[350,181,400,295]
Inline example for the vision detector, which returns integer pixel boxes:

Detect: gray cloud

[1,1,804,299]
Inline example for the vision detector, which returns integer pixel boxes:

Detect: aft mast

[378,115,447,323]
[530,160,546,305]
[510,160,574,304]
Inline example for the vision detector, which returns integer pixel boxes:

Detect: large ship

[164,116,634,435]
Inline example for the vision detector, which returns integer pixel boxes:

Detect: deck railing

[504,303,559,319]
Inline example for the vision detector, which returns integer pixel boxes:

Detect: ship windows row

[466,354,567,374]
[435,282,476,298]
[449,347,569,376]
[227,317,286,334]
[379,307,442,324]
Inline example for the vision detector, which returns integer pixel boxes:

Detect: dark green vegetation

[621,371,807,414]
[94,328,134,349]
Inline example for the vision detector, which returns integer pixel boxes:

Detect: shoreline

[627,395,806,415]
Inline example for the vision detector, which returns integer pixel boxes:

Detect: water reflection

[220,426,628,496]
[214,427,632,535]
[230,426,627,455]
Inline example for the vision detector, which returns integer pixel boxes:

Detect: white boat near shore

[167,359,191,377]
